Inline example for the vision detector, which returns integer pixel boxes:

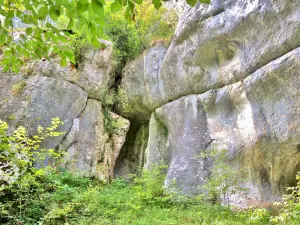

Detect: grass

[0,168,271,225]
[2,166,300,225]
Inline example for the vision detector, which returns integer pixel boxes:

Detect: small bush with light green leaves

[0,118,64,224]
[270,171,300,225]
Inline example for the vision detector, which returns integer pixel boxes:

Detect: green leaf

[89,23,97,38]
[111,0,122,13]
[199,0,210,3]
[98,0,106,5]
[134,0,142,4]
[4,17,13,28]
[6,36,12,45]
[55,0,63,5]
[12,64,19,73]
[46,22,53,28]
[62,0,71,7]
[0,33,6,46]
[75,17,85,33]
[128,1,134,12]
[22,14,31,24]
[16,45,23,54]
[38,5,48,20]
[23,49,30,58]
[152,0,162,9]
[92,37,101,48]
[0,59,10,67]
[26,27,33,36]
[85,24,92,42]
[24,4,34,11]
[60,57,67,67]
[92,0,104,13]
[87,4,98,19]
[67,18,74,30]
[94,17,105,26]
[186,0,197,6]
[49,33,58,43]
[0,8,6,16]
[49,6,61,21]
[124,7,131,21]
[64,49,75,64]
[77,0,89,15]
[58,34,68,43]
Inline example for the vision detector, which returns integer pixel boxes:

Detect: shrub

[0,118,64,224]
[103,0,178,73]
[270,171,300,224]
[198,149,248,205]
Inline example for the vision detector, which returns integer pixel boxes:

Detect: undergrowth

[1,120,300,225]
[0,165,280,225]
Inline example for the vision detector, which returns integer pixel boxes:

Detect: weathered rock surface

[144,114,169,170]
[62,99,130,181]
[162,0,300,103]
[117,44,167,121]
[0,74,88,149]
[164,0,190,16]
[145,47,300,203]
[31,43,114,100]
[119,0,300,120]
[0,43,130,183]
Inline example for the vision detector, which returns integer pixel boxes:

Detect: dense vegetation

[1,120,300,225]
[0,168,270,225]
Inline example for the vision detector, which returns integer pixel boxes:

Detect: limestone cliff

[0,45,129,182]
[115,0,300,206]
[1,0,300,207]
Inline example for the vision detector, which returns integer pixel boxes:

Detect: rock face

[62,99,129,181]
[118,0,300,119]
[31,43,114,101]
[117,44,167,121]
[115,0,300,205]
[0,74,87,149]
[0,45,130,182]
[146,48,300,203]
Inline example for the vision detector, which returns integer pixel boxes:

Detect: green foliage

[131,165,168,205]
[68,34,88,66]
[0,118,64,224]
[104,0,178,73]
[3,159,300,224]
[103,108,127,134]
[2,119,299,225]
[198,149,248,205]
[0,0,209,72]
[270,171,300,224]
